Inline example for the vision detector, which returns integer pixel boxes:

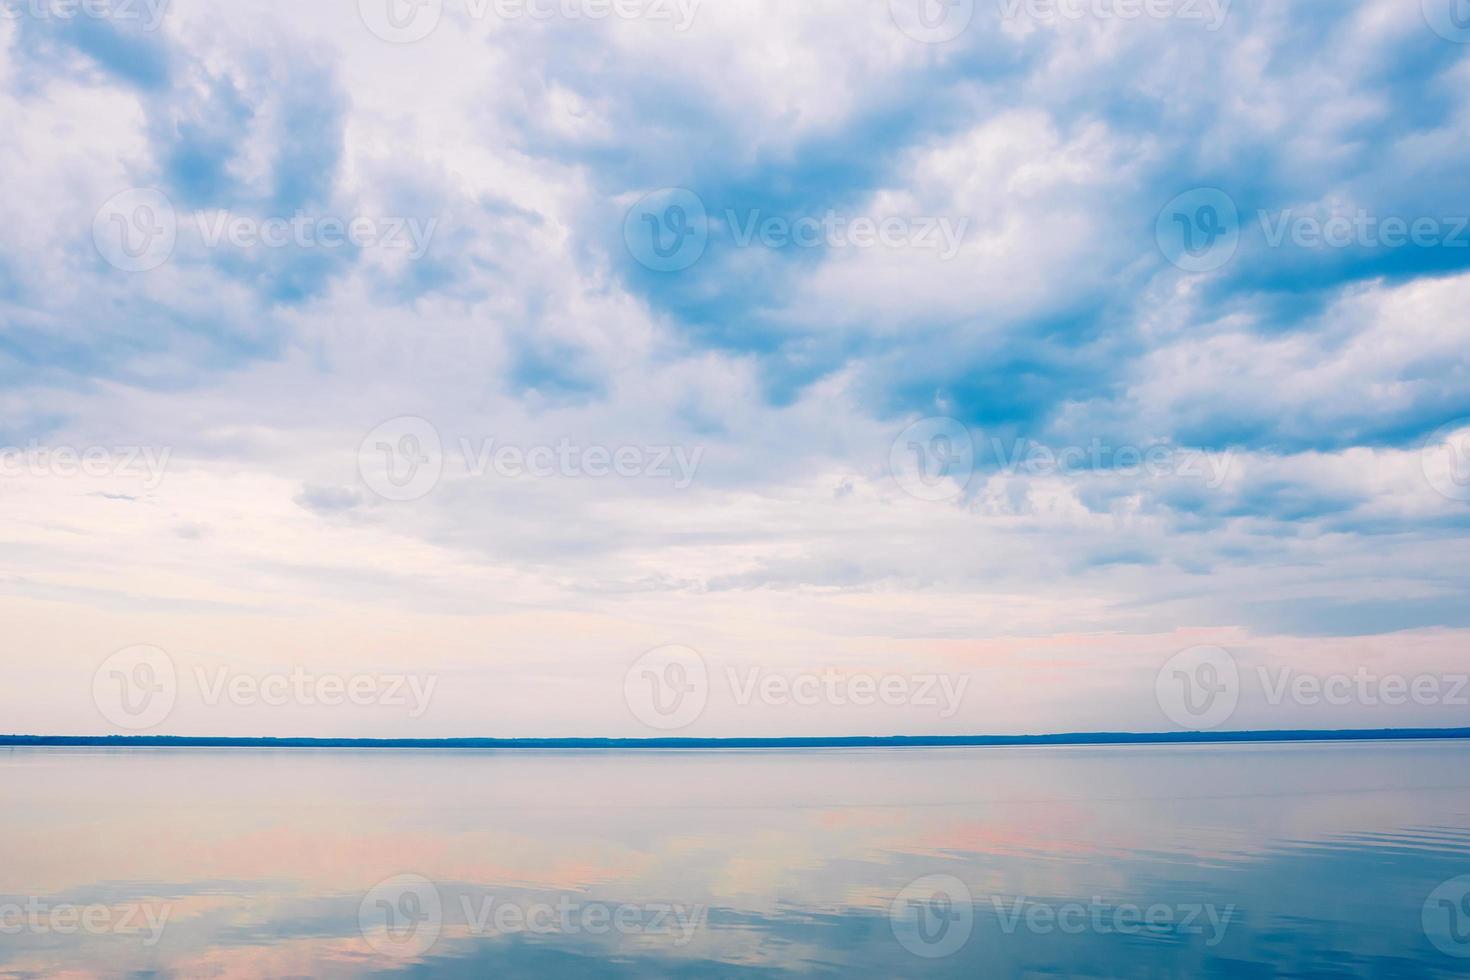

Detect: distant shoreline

[4,728,1470,749]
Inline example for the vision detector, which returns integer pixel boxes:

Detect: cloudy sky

[3,0,1469,737]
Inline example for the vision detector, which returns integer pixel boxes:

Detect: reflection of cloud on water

[7,744,1470,976]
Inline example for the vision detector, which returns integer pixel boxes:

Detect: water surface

[4,741,1470,977]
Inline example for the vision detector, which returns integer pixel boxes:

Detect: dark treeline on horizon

[5,729,1470,749]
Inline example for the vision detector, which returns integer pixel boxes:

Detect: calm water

[4,741,1470,977]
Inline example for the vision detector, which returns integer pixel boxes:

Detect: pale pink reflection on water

[4,742,1470,977]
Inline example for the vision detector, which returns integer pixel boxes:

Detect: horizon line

[5,727,1470,749]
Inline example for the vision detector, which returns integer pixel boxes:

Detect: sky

[2,0,1469,738]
